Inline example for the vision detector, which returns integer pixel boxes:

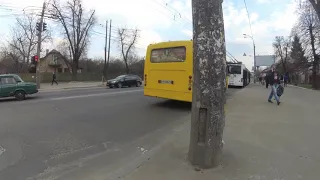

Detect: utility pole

[188,0,226,169]
[107,19,112,71]
[243,34,256,83]
[36,2,46,89]
[104,20,108,79]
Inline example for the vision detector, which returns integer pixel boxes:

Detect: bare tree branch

[8,14,51,64]
[273,36,291,73]
[117,28,139,73]
[295,0,320,89]
[51,0,96,80]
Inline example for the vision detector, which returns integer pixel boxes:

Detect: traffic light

[29,55,38,73]
[31,56,35,64]
[36,22,41,31]
[43,23,47,31]
[31,55,39,64]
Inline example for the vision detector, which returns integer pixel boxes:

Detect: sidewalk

[121,84,320,180]
[39,81,105,92]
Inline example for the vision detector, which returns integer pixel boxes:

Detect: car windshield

[115,75,126,80]
[14,76,24,82]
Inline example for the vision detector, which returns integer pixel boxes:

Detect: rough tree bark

[188,0,226,168]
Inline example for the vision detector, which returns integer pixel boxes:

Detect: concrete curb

[287,84,317,92]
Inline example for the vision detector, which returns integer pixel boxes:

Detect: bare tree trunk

[308,25,318,89]
[72,61,78,81]
[282,62,287,74]
[125,61,129,74]
[117,28,139,74]
[309,0,320,20]
[51,0,95,81]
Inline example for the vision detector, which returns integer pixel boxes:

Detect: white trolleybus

[227,62,251,88]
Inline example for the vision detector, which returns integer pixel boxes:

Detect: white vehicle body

[227,63,250,87]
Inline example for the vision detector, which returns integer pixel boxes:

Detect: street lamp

[243,33,256,83]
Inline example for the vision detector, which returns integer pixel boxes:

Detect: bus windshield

[229,66,241,74]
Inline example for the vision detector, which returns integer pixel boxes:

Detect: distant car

[107,74,142,88]
[0,74,38,100]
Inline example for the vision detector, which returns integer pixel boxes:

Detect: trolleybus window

[229,66,241,74]
[150,46,186,63]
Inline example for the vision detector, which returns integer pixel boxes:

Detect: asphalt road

[0,86,241,180]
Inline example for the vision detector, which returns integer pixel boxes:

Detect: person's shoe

[277,101,281,105]
[268,100,273,103]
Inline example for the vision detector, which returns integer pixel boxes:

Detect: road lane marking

[39,86,106,93]
[50,89,143,101]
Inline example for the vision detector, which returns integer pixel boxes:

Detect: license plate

[159,80,173,84]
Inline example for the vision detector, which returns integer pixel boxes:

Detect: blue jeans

[268,84,280,102]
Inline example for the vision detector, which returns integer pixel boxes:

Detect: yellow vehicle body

[144,40,229,102]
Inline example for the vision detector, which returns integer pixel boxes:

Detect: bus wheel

[117,83,123,88]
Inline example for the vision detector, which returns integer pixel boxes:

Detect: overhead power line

[243,0,254,40]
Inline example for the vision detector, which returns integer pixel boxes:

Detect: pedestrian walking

[265,75,269,88]
[267,68,281,105]
[52,72,58,85]
[259,77,262,84]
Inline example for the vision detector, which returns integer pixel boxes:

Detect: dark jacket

[268,70,280,85]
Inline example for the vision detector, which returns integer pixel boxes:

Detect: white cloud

[138,29,163,48]
[256,0,269,3]
[222,0,298,69]
[255,0,278,4]
[182,29,192,38]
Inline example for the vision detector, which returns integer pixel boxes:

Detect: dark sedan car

[107,74,142,88]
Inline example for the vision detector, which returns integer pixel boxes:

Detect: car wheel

[117,83,122,88]
[15,90,26,100]
[136,81,141,87]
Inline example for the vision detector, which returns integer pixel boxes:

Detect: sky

[0,0,300,70]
